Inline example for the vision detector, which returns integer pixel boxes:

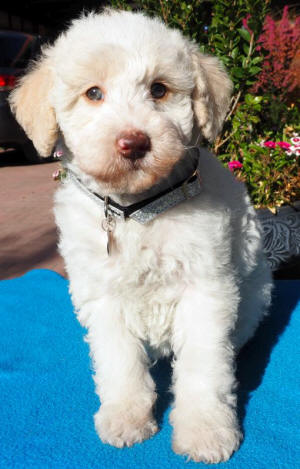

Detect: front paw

[170,407,242,463]
[94,402,158,448]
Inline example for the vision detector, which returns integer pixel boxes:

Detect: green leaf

[221,56,231,65]
[251,56,264,65]
[231,47,239,59]
[243,43,250,55]
[245,94,254,104]
[242,56,249,68]
[238,27,251,42]
[231,67,244,78]
[249,66,262,75]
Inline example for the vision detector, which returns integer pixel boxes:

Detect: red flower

[228,161,243,171]
[276,141,291,149]
[263,141,276,148]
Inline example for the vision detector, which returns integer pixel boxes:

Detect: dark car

[0,30,49,162]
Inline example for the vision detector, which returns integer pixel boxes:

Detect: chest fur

[104,224,187,351]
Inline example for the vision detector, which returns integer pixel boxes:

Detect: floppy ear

[191,50,233,142]
[9,57,58,157]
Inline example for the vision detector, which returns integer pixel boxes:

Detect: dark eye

[150,82,167,99]
[86,86,104,101]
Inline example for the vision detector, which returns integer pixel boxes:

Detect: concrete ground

[0,150,65,280]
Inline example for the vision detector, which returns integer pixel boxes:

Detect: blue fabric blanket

[0,269,299,469]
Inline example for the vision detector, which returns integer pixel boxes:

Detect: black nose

[116,130,151,159]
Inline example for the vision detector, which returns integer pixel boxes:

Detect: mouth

[124,155,144,169]
[129,159,142,171]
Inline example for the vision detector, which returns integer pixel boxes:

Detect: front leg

[171,286,242,463]
[85,297,158,447]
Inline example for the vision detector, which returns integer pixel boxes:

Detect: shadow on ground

[0,149,28,167]
[0,228,61,280]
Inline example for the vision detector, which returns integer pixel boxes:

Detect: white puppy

[10,9,272,463]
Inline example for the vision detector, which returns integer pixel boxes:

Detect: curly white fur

[10,9,272,463]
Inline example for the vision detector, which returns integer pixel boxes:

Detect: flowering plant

[210,3,300,210]
[252,6,300,97]
[261,137,300,156]
[227,131,300,209]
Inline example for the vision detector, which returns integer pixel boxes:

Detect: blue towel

[0,269,299,469]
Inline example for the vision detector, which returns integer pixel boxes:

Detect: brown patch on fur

[9,59,58,157]
[191,49,232,142]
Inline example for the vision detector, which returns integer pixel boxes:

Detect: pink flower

[293,147,300,155]
[276,141,291,149]
[286,146,300,156]
[53,149,63,158]
[228,161,243,171]
[263,141,276,148]
[52,169,60,180]
[291,137,300,145]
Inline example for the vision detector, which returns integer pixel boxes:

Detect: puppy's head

[10,9,232,194]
